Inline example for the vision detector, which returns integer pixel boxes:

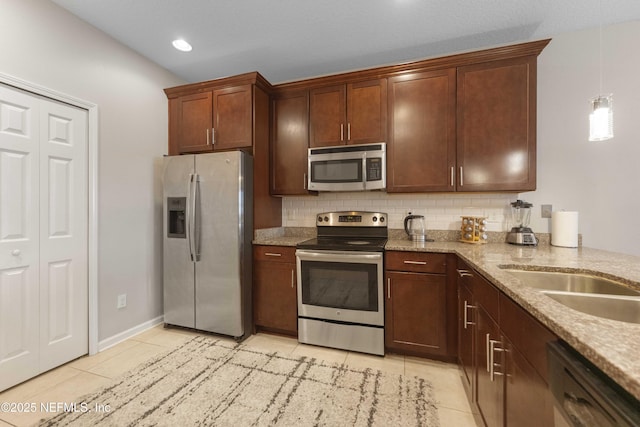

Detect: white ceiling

[51,0,640,84]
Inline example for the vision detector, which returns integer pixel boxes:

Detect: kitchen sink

[501,267,640,323]
[543,292,640,324]
[502,269,640,296]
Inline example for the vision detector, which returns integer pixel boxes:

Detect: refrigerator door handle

[193,174,201,261]
[186,173,197,261]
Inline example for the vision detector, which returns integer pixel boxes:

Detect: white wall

[0,0,185,341]
[529,20,640,255]
[285,20,640,256]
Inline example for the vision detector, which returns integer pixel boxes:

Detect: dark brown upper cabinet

[309,79,387,147]
[387,69,457,192]
[212,84,253,151]
[171,91,213,154]
[271,90,311,196]
[166,73,269,155]
[456,56,538,191]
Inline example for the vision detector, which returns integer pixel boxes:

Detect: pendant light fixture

[589,0,613,141]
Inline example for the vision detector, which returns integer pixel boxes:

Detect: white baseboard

[98,315,164,352]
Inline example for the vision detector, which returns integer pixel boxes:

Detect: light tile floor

[0,326,478,426]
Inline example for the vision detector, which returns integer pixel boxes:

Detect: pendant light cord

[598,0,603,96]
[598,0,603,94]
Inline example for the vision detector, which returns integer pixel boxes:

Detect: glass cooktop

[297,236,387,252]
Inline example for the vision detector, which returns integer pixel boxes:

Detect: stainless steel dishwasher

[548,341,640,427]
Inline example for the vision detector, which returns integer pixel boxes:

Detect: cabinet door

[387,69,456,192]
[173,92,214,154]
[346,79,387,145]
[385,271,447,356]
[271,92,310,195]
[213,84,253,150]
[253,260,297,335]
[503,337,554,427]
[309,85,345,147]
[458,280,475,398]
[476,306,504,427]
[457,56,537,191]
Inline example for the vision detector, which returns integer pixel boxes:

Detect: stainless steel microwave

[307,143,386,191]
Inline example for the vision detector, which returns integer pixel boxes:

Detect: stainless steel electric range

[296,211,387,356]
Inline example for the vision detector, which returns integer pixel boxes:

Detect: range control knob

[318,216,323,222]
[372,216,378,222]
[324,216,329,222]
[380,217,385,223]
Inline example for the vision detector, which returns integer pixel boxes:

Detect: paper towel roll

[551,211,579,247]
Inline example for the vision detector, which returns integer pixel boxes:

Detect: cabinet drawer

[500,294,557,383]
[474,272,500,322]
[385,251,446,274]
[253,245,296,263]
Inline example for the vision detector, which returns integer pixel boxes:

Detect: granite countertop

[386,239,640,401]
[252,236,309,247]
[253,230,640,399]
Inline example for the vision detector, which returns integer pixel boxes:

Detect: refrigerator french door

[162,151,253,339]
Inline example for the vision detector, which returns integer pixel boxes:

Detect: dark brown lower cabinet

[385,271,447,356]
[457,256,557,427]
[503,337,555,427]
[253,246,297,336]
[457,261,475,399]
[475,306,504,427]
[384,251,455,359]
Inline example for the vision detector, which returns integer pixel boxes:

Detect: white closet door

[38,98,88,372]
[0,84,88,391]
[0,85,40,390]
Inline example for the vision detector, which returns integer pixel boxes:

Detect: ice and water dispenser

[167,197,186,238]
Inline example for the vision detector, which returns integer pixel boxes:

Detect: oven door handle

[295,250,382,263]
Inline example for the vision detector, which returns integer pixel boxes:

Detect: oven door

[296,250,384,326]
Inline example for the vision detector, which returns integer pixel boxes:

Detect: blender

[507,200,538,246]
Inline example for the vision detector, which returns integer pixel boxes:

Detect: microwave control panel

[366,158,382,181]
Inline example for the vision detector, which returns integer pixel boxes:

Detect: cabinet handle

[264,252,282,257]
[340,124,344,141]
[457,269,473,278]
[206,128,210,145]
[403,260,427,265]
[303,173,307,190]
[489,338,505,382]
[211,128,215,145]
[347,122,351,141]
[387,278,391,299]
[459,166,464,186]
[291,269,294,288]
[486,333,491,373]
[463,301,476,329]
[450,166,455,187]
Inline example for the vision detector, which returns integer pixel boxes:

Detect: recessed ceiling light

[172,39,192,52]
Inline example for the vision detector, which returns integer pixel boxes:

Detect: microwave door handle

[362,153,367,190]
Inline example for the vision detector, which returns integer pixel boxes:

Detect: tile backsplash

[282,192,518,232]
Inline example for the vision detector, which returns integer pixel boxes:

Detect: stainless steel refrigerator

[162,151,253,339]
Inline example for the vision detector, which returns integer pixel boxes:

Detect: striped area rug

[40,336,440,426]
